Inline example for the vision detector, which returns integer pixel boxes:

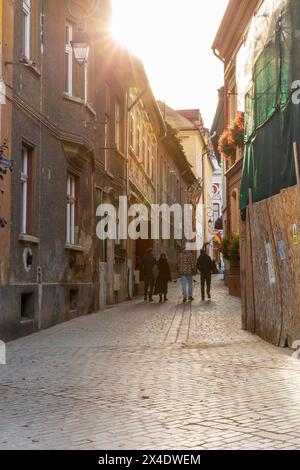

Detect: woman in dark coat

[155,253,172,302]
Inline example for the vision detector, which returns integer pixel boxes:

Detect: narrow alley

[1,276,300,451]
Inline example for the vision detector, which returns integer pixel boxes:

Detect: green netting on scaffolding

[240,0,300,213]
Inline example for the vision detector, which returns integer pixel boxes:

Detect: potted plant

[220,233,240,274]
[220,233,241,296]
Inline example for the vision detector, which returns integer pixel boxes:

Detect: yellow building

[158,102,215,250]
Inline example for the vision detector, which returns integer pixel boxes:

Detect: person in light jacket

[177,247,197,302]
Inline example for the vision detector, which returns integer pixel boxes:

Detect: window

[213,203,220,223]
[147,131,151,175]
[65,23,73,95]
[65,22,86,99]
[230,189,239,234]
[66,173,78,245]
[142,124,146,166]
[177,179,180,202]
[104,114,110,171]
[84,63,88,103]
[254,42,278,127]
[151,136,156,179]
[135,109,141,158]
[129,111,134,149]
[115,101,120,150]
[21,146,33,235]
[73,59,85,100]
[105,83,110,114]
[23,0,31,59]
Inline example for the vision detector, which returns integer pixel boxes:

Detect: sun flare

[110,0,229,127]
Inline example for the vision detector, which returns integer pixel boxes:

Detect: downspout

[213,46,229,236]
[37,0,46,330]
[213,47,228,126]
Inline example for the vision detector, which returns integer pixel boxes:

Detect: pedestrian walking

[155,253,172,303]
[141,248,157,302]
[197,249,214,301]
[177,246,197,302]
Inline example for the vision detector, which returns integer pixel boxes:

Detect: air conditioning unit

[114,274,121,292]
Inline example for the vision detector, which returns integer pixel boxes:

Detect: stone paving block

[1,276,300,450]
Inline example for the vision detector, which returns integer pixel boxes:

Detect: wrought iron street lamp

[71,31,91,66]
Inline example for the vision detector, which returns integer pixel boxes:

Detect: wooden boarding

[240,220,247,330]
[278,186,300,346]
[245,207,256,334]
[243,185,300,347]
[249,200,282,346]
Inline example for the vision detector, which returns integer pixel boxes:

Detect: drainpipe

[212,48,228,125]
[37,0,45,330]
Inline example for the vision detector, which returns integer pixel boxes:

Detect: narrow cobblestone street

[1,275,300,450]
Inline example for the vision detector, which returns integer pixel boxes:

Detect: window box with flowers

[218,112,245,164]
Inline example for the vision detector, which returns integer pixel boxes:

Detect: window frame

[66,173,78,245]
[135,108,141,158]
[104,114,110,172]
[65,22,73,96]
[21,145,33,235]
[115,100,121,150]
[23,0,31,59]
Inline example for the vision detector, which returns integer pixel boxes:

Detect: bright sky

[111,0,229,128]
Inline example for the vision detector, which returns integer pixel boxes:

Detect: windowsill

[20,56,41,76]
[19,234,40,244]
[65,243,85,253]
[63,94,97,117]
[20,318,33,325]
[63,93,85,105]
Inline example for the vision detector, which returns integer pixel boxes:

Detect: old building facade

[0,0,199,341]
[212,0,262,296]
[156,123,196,275]
[0,0,113,341]
[158,102,214,251]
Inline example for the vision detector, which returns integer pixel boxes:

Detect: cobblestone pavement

[1,275,300,450]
